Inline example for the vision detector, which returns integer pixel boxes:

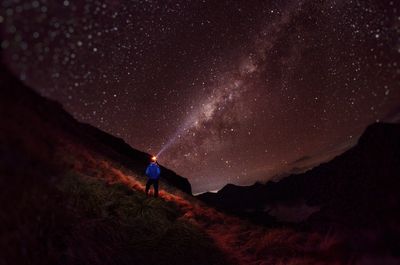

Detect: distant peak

[358,122,400,145]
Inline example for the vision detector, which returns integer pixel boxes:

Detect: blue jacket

[146,163,161,180]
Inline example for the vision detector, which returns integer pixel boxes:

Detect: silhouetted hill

[74,123,192,194]
[0,62,191,195]
[199,122,400,228]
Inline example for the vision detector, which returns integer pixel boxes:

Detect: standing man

[145,156,161,197]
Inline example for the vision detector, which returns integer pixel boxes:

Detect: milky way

[1,0,399,193]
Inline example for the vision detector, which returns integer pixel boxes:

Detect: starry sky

[1,0,399,193]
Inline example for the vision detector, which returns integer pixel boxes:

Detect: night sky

[1,0,399,193]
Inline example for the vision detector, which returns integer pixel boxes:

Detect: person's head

[151,156,157,163]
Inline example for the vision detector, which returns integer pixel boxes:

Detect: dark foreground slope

[0,63,229,265]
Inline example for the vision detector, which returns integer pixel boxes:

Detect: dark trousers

[145,179,159,197]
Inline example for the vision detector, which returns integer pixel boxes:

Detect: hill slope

[0,63,192,195]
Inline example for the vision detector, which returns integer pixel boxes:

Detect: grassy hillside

[2,165,229,265]
[59,172,229,265]
[0,116,230,265]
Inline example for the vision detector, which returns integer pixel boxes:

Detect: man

[145,156,161,197]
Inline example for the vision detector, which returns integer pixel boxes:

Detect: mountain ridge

[0,61,192,195]
[198,121,400,228]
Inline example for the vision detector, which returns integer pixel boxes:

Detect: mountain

[0,63,191,195]
[199,122,400,258]
[199,122,400,225]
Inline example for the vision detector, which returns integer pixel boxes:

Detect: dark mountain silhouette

[199,122,400,225]
[199,122,400,257]
[72,123,193,194]
[0,62,191,195]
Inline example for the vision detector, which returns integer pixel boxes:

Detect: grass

[55,172,229,265]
